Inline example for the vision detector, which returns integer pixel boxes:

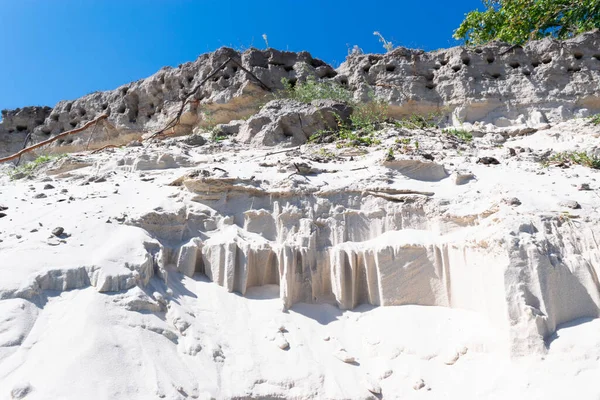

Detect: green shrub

[278,76,352,104]
[589,114,600,125]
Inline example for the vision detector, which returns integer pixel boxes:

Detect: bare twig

[91,144,119,154]
[146,57,272,142]
[14,132,33,167]
[85,118,103,150]
[0,115,108,164]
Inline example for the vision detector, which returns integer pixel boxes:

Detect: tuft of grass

[589,114,600,126]
[9,154,65,180]
[443,128,473,142]
[278,76,352,104]
[545,151,600,169]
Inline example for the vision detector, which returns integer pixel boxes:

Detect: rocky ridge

[1,30,599,158]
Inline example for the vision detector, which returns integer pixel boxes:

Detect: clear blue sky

[0,0,483,111]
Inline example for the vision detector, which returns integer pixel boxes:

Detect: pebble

[559,200,581,209]
[43,184,55,190]
[33,193,47,199]
[52,227,65,237]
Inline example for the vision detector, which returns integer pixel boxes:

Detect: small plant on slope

[9,154,65,180]
[545,151,600,169]
[373,31,394,52]
[444,128,473,142]
[589,114,600,125]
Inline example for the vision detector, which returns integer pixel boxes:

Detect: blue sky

[0,0,483,111]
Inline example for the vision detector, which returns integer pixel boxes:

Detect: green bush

[454,0,600,46]
[589,114,600,126]
[278,76,352,104]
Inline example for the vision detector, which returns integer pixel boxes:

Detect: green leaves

[454,0,600,45]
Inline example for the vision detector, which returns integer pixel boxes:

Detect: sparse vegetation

[544,151,600,169]
[444,128,473,142]
[385,147,395,161]
[394,111,445,130]
[590,114,600,125]
[9,154,65,180]
[279,76,353,104]
[373,31,394,52]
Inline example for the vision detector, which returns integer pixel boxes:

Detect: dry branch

[0,115,108,164]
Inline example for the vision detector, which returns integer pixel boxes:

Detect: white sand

[1,118,600,399]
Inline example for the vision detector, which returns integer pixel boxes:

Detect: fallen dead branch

[1,56,272,164]
[0,115,108,164]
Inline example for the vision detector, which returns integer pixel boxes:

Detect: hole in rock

[65,103,72,112]
[573,52,583,60]
[386,65,396,72]
[462,57,470,66]
[101,103,108,110]
[509,61,520,68]
[310,59,325,68]
[491,72,501,79]
[593,55,600,61]
[121,87,129,96]
[79,108,86,116]
[486,56,495,63]
[69,121,77,128]
[475,48,483,54]
[522,70,531,76]
[147,113,154,119]
[425,83,436,89]
[542,57,552,64]
[452,65,461,72]
[223,74,230,80]
[363,65,371,73]
[232,66,238,73]
[439,59,448,66]
[187,76,193,83]
[287,78,297,88]
[424,72,434,81]
[567,66,581,73]
[16,125,27,132]
[117,105,126,114]
[340,78,348,85]
[531,61,540,67]
[284,66,294,72]
[323,70,337,78]
[51,114,59,122]
[434,65,441,70]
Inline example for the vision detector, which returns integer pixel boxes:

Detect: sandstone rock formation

[1,31,599,157]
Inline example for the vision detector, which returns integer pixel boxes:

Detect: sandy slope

[1,118,600,399]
